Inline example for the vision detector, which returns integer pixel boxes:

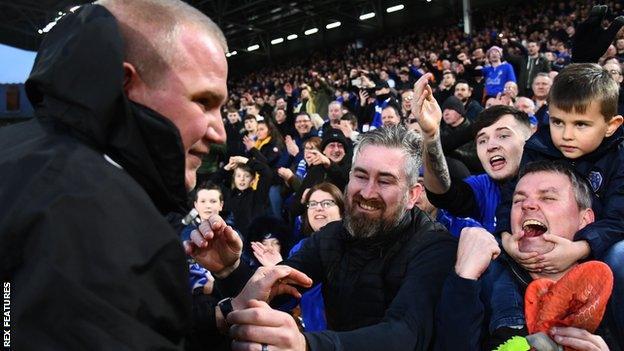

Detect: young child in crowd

[179,183,225,297]
[218,156,273,240]
[180,182,225,242]
[493,63,624,345]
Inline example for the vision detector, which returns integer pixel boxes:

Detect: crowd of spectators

[199,0,624,246]
[224,0,623,119]
[4,0,624,349]
[178,0,624,349]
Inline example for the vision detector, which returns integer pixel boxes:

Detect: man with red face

[436,161,617,350]
[0,0,236,348]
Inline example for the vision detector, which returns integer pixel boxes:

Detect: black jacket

[0,5,191,349]
[218,209,457,351]
[225,120,247,157]
[212,159,273,239]
[504,41,551,96]
[440,118,483,174]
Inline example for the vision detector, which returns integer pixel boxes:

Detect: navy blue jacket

[428,173,501,234]
[496,125,624,258]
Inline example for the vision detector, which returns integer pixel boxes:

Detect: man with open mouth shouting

[436,160,618,350]
[416,71,533,238]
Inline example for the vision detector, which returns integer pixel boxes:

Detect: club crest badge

[588,171,603,193]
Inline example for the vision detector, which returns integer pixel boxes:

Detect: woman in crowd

[244,118,288,218]
[252,182,344,331]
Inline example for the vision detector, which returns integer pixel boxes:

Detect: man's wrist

[455,265,480,280]
[214,259,241,279]
[574,240,591,260]
[422,129,440,141]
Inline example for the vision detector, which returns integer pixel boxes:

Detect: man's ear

[406,182,424,210]
[578,208,595,230]
[122,62,141,96]
[605,115,623,137]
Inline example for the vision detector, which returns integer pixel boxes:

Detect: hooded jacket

[0,5,192,349]
[496,125,624,258]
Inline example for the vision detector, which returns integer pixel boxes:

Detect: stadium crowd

[190,0,624,349]
[2,0,624,350]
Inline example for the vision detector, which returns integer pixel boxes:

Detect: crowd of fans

[194,0,624,256]
[4,0,624,349]
[178,0,624,349]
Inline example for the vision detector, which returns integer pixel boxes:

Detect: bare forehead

[605,63,622,72]
[533,76,551,84]
[478,115,521,135]
[516,172,571,193]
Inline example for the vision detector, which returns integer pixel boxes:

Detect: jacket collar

[25,4,188,214]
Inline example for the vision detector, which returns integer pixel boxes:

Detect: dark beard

[344,191,408,239]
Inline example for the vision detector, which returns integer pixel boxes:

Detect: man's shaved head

[97,0,227,85]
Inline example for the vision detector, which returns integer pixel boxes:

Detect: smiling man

[195,125,457,351]
[0,0,227,349]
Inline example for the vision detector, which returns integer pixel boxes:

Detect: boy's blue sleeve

[434,272,484,351]
[574,156,624,258]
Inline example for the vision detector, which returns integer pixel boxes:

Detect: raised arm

[412,74,451,194]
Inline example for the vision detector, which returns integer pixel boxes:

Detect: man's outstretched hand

[184,214,243,278]
[572,5,624,63]
[232,265,313,310]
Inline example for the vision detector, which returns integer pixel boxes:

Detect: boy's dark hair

[442,70,456,79]
[192,181,223,202]
[233,163,254,177]
[243,114,257,121]
[472,105,531,139]
[550,63,619,121]
[226,107,238,114]
[341,113,358,129]
[295,112,311,121]
[340,112,358,124]
[518,160,592,210]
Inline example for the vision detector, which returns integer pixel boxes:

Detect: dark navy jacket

[496,125,624,258]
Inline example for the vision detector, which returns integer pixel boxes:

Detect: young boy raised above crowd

[496,63,624,346]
